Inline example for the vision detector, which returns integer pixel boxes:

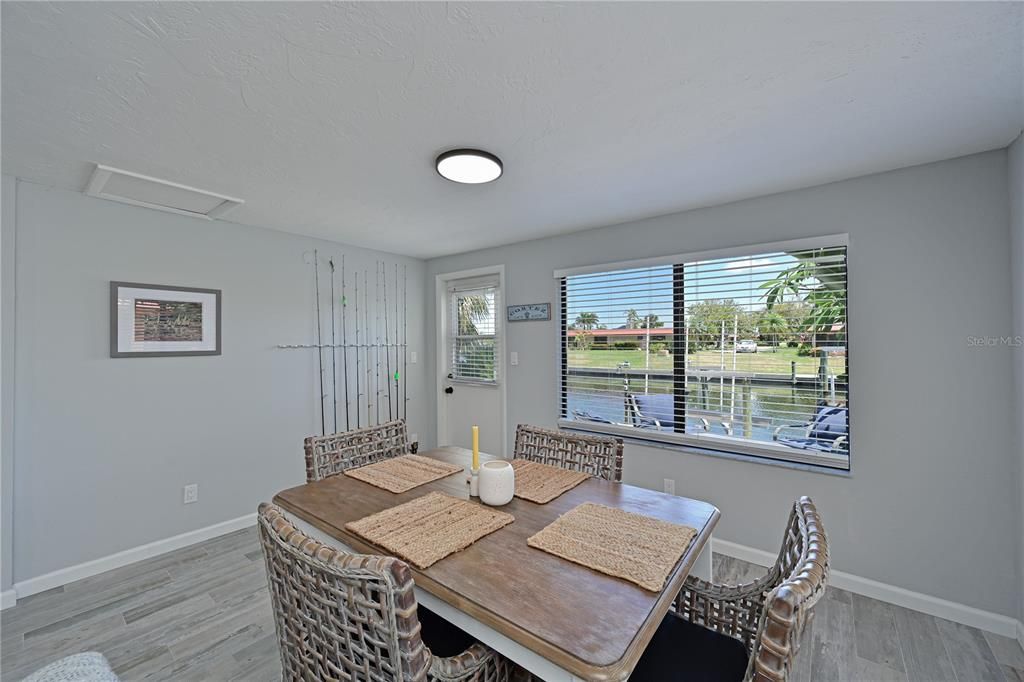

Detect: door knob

[444,386,454,394]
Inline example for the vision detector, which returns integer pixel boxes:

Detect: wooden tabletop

[273,446,720,682]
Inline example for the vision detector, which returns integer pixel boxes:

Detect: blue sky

[565,253,800,328]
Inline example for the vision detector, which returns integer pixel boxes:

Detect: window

[448,278,499,383]
[558,237,849,470]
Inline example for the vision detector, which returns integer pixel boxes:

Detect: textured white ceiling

[3,2,1022,258]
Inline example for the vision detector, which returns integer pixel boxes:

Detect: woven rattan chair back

[257,503,431,682]
[304,419,410,482]
[675,496,828,681]
[513,424,624,482]
[747,496,829,681]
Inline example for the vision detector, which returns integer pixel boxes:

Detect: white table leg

[692,539,714,581]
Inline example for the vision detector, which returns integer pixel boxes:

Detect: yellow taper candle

[472,425,480,470]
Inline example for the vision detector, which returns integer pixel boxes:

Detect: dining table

[272,446,720,682]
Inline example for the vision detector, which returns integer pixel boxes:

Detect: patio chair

[629,393,710,432]
[258,503,519,682]
[570,409,615,425]
[772,405,848,453]
[631,497,830,681]
[303,419,413,482]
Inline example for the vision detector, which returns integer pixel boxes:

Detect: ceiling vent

[84,164,243,220]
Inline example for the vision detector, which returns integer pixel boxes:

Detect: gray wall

[1010,134,1024,623]
[425,150,1020,617]
[2,175,15,593]
[6,178,428,584]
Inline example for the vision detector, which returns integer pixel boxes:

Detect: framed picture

[507,303,551,322]
[110,282,221,358]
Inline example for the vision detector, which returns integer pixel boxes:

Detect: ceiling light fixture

[435,149,503,184]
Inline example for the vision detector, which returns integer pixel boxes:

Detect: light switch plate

[510,351,519,366]
[410,351,418,364]
[183,484,198,504]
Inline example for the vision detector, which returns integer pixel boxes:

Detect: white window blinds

[559,239,849,469]
[449,278,500,384]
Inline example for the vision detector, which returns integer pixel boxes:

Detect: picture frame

[507,303,551,322]
[110,282,221,358]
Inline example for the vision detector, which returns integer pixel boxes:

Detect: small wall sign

[507,303,551,322]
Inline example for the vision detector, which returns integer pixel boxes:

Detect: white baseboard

[9,513,256,606]
[713,538,1024,640]
[1018,618,1024,655]
[1,588,15,610]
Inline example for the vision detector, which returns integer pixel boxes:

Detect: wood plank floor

[2,528,1022,681]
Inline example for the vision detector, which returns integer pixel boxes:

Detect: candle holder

[479,460,515,506]
[469,468,480,497]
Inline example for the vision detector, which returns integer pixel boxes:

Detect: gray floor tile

[852,592,905,673]
[2,539,1011,682]
[936,618,1005,681]
[892,604,957,682]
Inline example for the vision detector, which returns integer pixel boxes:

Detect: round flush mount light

[435,149,503,184]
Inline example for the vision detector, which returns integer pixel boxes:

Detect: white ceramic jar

[478,460,515,506]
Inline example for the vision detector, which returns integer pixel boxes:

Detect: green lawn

[567,346,845,376]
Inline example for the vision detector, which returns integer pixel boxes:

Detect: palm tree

[574,312,600,330]
[639,314,664,329]
[458,295,491,335]
[759,311,788,352]
[624,309,641,329]
[760,248,845,333]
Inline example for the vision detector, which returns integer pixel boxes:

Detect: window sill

[556,419,851,477]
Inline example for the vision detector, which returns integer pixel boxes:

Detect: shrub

[612,340,640,350]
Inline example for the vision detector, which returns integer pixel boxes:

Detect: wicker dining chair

[304,419,413,482]
[513,424,624,482]
[258,503,519,682]
[631,496,829,682]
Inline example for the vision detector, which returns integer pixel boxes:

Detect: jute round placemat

[346,491,514,568]
[344,454,463,493]
[527,502,697,591]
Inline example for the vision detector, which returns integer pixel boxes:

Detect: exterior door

[440,273,504,455]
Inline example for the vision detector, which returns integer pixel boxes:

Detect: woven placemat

[345,492,514,569]
[511,459,590,504]
[527,502,697,591]
[344,454,463,493]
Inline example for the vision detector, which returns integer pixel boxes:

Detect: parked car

[736,339,758,353]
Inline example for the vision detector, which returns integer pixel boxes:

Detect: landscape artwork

[111,282,221,357]
[133,299,204,342]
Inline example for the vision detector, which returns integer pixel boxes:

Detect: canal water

[566,376,847,442]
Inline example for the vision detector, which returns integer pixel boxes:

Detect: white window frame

[447,277,501,386]
[555,234,850,471]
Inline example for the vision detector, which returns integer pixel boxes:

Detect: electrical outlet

[410,351,418,364]
[663,478,675,495]
[510,351,519,366]
[183,484,198,505]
